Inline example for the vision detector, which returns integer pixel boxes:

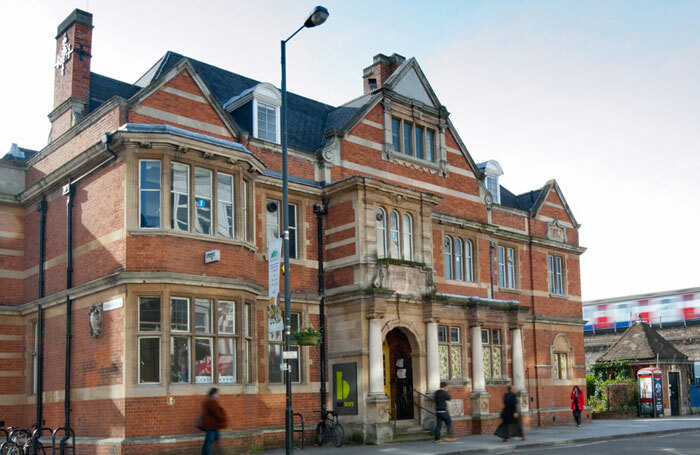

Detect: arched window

[465,239,474,282]
[444,236,453,280]
[376,207,387,259]
[389,211,400,258]
[454,238,463,281]
[402,213,413,261]
[552,334,573,380]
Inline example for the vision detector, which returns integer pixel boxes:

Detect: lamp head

[304,6,329,28]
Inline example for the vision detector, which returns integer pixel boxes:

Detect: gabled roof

[532,179,580,228]
[134,51,335,154]
[597,321,688,363]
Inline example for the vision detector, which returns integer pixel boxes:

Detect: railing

[391,388,437,434]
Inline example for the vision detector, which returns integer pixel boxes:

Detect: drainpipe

[314,200,328,415]
[489,241,496,298]
[63,177,74,431]
[36,196,47,428]
[62,132,117,435]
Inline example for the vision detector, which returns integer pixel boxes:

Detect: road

[489,430,700,455]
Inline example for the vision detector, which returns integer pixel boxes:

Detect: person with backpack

[434,382,457,443]
[199,388,228,455]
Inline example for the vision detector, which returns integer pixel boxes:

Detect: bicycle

[0,427,47,455]
[314,410,344,447]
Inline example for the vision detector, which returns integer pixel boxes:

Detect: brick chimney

[49,9,93,142]
[362,53,405,94]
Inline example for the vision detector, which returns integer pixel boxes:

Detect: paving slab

[265,416,700,455]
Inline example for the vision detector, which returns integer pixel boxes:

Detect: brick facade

[0,9,587,453]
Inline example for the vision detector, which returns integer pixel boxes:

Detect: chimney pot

[362,52,405,94]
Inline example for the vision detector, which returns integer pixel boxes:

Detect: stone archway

[385,328,414,420]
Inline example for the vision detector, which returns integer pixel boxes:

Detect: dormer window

[485,176,499,204]
[223,83,281,144]
[256,102,277,142]
[478,159,504,205]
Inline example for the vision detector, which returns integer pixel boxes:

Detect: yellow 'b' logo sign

[336,371,350,400]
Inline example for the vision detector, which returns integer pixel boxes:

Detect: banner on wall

[268,237,283,333]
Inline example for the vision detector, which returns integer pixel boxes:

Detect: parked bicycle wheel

[330,422,344,447]
[1,442,21,455]
[314,421,328,446]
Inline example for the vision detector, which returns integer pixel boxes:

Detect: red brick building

[0,9,587,453]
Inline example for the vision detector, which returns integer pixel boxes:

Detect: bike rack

[51,427,75,455]
[293,413,305,450]
[0,428,8,442]
[30,426,53,454]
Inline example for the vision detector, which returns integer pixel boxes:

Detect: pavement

[265,416,700,455]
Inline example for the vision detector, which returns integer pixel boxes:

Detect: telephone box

[638,367,664,417]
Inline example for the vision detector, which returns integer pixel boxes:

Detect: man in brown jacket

[201,388,228,455]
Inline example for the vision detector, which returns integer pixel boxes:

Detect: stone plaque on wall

[448,399,464,417]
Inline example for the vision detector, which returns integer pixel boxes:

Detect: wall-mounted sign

[333,362,358,415]
[204,249,220,264]
[103,297,123,312]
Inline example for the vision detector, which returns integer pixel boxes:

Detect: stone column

[470,324,490,423]
[471,325,485,392]
[366,313,391,444]
[511,326,529,412]
[368,316,384,395]
[426,320,440,392]
[511,327,525,391]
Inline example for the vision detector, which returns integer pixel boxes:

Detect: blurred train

[583,287,700,333]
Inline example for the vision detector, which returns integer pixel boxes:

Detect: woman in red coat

[571,386,585,427]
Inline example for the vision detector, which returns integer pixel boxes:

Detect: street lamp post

[280,6,329,455]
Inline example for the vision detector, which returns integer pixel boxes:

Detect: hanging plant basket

[292,327,322,346]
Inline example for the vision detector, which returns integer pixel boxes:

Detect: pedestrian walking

[434,382,457,443]
[571,385,585,427]
[495,385,527,442]
[200,387,228,455]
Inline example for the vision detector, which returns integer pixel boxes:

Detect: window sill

[441,378,471,387]
[496,287,521,294]
[384,149,445,175]
[486,378,510,386]
[443,278,479,287]
[129,228,257,252]
[549,293,568,299]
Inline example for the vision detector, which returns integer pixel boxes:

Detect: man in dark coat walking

[495,385,527,442]
[201,388,228,455]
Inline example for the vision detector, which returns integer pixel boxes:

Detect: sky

[1,0,698,301]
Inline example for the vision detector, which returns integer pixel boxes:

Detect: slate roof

[88,73,140,113]
[499,185,543,212]
[2,144,38,164]
[597,321,689,363]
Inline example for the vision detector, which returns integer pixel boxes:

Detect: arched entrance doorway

[383,328,414,420]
